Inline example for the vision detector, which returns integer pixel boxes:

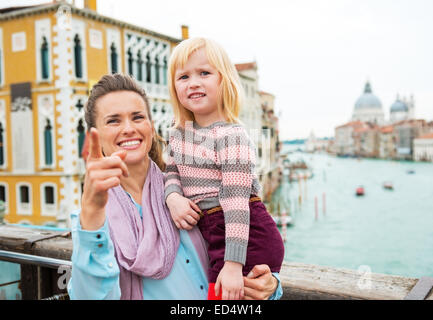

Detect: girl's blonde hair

[168,37,243,127]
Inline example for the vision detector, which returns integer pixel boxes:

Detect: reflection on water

[274,147,433,278]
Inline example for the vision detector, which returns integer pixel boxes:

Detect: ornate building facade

[0,1,181,226]
[234,62,280,201]
[334,79,429,160]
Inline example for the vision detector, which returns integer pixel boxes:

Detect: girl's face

[94,90,154,165]
[174,47,222,125]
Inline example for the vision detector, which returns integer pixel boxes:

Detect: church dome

[390,99,408,113]
[354,82,382,110]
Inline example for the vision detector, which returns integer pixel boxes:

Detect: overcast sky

[3,0,433,140]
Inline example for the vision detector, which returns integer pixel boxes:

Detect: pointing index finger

[88,127,104,160]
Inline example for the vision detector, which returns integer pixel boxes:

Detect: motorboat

[383,182,393,190]
[356,186,365,196]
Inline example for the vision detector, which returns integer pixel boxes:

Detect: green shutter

[74,35,83,78]
[41,37,49,79]
[110,43,118,74]
[0,122,4,166]
[77,119,85,158]
[44,119,53,165]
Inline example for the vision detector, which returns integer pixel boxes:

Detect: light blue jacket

[67,197,282,300]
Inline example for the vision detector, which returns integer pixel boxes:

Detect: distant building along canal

[277,145,433,280]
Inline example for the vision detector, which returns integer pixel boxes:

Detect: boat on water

[289,169,313,182]
[406,169,415,174]
[356,186,365,196]
[283,158,314,182]
[383,182,394,190]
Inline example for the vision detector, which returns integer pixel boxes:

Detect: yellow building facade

[0,2,182,226]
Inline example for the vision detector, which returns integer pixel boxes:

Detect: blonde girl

[164,38,284,300]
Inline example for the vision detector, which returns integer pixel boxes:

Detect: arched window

[77,119,85,158]
[40,183,57,216]
[163,56,168,85]
[75,99,84,113]
[137,50,143,81]
[110,42,118,74]
[127,48,134,76]
[44,119,53,166]
[41,36,49,80]
[155,56,160,84]
[0,122,4,166]
[44,185,55,205]
[17,183,31,214]
[74,34,83,78]
[146,53,151,83]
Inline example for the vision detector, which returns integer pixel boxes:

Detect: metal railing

[0,250,71,269]
[0,250,71,300]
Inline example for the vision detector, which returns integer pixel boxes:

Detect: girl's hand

[80,128,129,230]
[215,261,244,300]
[166,193,201,230]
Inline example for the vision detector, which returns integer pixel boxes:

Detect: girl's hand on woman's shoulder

[166,193,201,230]
[80,128,129,230]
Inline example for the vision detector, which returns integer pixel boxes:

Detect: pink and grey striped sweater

[164,121,261,265]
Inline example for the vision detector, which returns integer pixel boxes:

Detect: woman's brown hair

[84,73,166,171]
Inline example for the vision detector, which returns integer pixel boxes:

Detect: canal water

[274,146,433,279]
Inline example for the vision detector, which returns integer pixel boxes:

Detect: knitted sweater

[164,121,261,265]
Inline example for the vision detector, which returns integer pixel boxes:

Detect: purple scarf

[105,159,180,300]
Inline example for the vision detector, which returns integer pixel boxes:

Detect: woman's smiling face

[94,90,154,165]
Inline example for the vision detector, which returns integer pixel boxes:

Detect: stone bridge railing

[0,224,431,300]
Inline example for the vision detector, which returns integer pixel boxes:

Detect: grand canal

[273,146,433,279]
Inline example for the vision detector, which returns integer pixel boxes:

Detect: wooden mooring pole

[314,196,318,221]
[323,192,326,216]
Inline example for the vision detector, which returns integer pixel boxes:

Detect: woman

[67,73,282,300]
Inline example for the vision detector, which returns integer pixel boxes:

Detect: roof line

[0,2,182,43]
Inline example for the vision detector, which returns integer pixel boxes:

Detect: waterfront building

[235,62,267,197]
[353,122,380,158]
[334,79,426,161]
[352,81,385,125]
[0,1,182,226]
[393,119,429,160]
[413,133,433,162]
[378,125,396,159]
[259,90,281,202]
[305,131,316,153]
[305,131,331,153]
[334,121,365,156]
[236,62,262,133]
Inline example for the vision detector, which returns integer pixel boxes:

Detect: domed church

[352,81,385,125]
[389,94,415,124]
